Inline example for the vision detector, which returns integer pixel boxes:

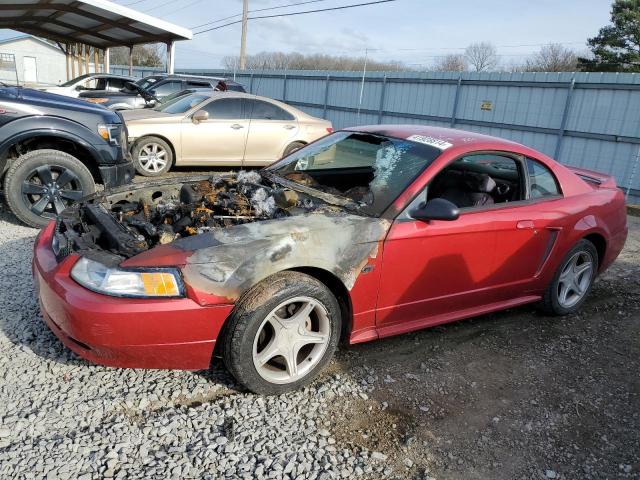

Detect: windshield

[153,93,209,114]
[266,131,442,216]
[60,74,91,87]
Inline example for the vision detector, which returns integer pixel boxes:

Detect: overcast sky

[0,0,613,69]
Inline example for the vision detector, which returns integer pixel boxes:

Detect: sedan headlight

[71,257,183,298]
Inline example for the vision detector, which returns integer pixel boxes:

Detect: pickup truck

[0,83,134,227]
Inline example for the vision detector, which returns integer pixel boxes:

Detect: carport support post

[128,46,133,76]
[93,48,99,74]
[84,45,90,75]
[450,75,462,127]
[65,44,70,81]
[70,44,76,78]
[166,41,175,74]
[103,48,110,74]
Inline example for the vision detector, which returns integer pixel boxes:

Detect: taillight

[326,127,333,133]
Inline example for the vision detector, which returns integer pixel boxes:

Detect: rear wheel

[132,136,173,177]
[541,239,598,315]
[4,149,95,228]
[222,271,341,394]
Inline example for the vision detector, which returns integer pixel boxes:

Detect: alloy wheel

[557,250,594,308]
[21,165,84,217]
[138,142,168,173]
[252,296,331,384]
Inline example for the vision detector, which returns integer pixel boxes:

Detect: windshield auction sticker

[407,135,453,150]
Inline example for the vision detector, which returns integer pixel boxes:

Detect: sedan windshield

[153,94,210,114]
[135,77,161,90]
[266,131,442,216]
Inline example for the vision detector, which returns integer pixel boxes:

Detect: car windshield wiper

[260,170,365,213]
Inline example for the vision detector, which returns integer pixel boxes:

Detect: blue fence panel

[113,65,640,199]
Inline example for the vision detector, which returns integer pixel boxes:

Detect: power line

[194,0,398,35]
[191,0,333,30]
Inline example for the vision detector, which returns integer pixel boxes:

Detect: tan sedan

[122,92,333,176]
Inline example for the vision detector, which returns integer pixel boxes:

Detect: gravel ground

[0,199,638,480]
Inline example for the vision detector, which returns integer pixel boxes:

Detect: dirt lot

[0,185,637,479]
[329,215,640,480]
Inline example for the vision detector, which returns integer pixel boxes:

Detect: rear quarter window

[527,158,561,199]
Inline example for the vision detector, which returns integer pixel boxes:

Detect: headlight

[86,98,109,104]
[70,257,183,298]
[97,124,121,145]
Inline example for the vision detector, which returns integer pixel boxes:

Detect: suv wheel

[4,149,95,228]
[222,271,341,394]
[132,137,173,177]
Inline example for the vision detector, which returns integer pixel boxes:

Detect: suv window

[152,80,182,96]
[204,98,244,119]
[245,99,294,121]
[108,78,128,90]
[527,158,561,198]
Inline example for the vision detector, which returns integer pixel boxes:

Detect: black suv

[0,84,134,227]
[79,74,246,111]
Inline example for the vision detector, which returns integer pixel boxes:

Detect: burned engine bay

[57,171,345,260]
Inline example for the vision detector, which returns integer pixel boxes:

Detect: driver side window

[428,154,524,209]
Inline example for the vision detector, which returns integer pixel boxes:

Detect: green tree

[578,0,640,72]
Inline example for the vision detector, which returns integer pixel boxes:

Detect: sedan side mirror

[192,109,209,124]
[410,198,459,221]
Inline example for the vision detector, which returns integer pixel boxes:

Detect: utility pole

[239,0,249,70]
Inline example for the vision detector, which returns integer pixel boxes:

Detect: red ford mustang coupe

[33,126,628,394]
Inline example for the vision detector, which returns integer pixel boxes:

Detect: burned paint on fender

[179,213,390,300]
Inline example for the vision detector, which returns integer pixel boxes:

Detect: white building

[0,35,67,86]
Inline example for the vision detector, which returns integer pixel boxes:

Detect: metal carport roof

[0,0,192,48]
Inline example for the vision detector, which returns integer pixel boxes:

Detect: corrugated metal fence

[113,66,640,200]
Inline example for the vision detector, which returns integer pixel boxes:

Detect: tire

[222,271,342,395]
[282,141,306,158]
[4,149,95,228]
[132,136,173,177]
[540,239,599,316]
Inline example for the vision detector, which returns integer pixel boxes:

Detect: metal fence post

[323,74,331,119]
[626,146,640,200]
[249,73,254,94]
[554,77,576,160]
[282,73,287,102]
[377,75,387,124]
[450,76,462,127]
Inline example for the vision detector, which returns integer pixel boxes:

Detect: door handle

[283,124,296,130]
[517,220,535,229]
[230,124,244,130]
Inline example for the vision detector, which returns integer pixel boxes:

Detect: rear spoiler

[567,166,617,189]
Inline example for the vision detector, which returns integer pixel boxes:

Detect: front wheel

[222,271,341,394]
[132,136,173,177]
[541,239,598,315]
[4,149,95,228]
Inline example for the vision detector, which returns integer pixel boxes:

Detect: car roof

[344,125,522,150]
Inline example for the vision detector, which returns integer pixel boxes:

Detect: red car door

[375,208,500,335]
[375,152,555,337]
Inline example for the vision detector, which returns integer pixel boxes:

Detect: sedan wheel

[138,143,168,174]
[252,296,331,384]
[133,137,173,177]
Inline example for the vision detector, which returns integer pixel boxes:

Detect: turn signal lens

[97,125,110,140]
[86,98,109,104]
[71,257,183,298]
[141,272,180,296]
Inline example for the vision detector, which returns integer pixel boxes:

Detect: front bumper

[32,222,234,370]
[99,161,135,188]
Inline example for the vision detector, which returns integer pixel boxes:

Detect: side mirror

[148,88,157,96]
[192,109,209,124]
[410,198,459,221]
